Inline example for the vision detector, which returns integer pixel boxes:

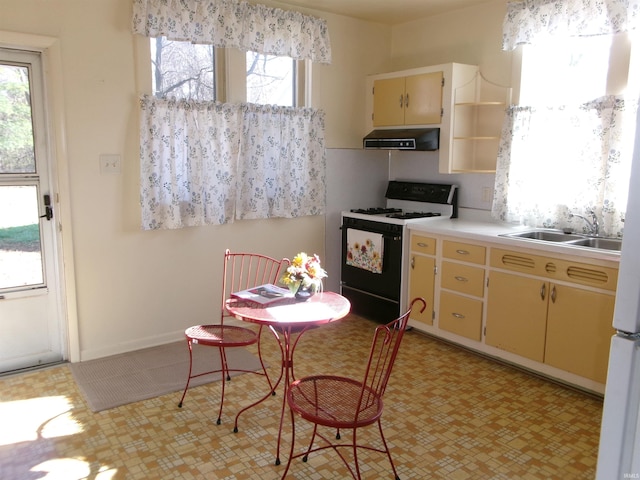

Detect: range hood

[363,128,440,151]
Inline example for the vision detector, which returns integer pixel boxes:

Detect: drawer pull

[454,276,468,283]
[451,312,465,319]
[417,242,429,248]
[456,249,470,255]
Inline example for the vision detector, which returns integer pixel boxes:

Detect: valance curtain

[131,0,332,64]
[502,0,640,50]
[494,0,640,237]
[139,95,326,230]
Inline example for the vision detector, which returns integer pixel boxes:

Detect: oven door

[340,217,403,322]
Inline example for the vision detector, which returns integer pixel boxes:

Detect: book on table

[230,283,294,305]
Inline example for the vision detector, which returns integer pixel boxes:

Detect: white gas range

[340,181,457,323]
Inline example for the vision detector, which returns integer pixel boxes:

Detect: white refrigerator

[596,112,640,478]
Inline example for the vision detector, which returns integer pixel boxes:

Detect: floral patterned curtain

[502,0,640,50]
[131,0,332,64]
[139,95,326,230]
[494,0,640,236]
[492,97,636,237]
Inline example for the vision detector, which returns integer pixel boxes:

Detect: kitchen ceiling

[275,0,496,25]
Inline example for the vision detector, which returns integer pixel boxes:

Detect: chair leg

[216,347,228,425]
[302,424,319,462]
[177,339,193,408]
[377,419,400,480]
[352,428,362,480]
[257,325,276,396]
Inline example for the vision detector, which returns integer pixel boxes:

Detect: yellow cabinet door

[404,72,443,125]
[409,254,435,325]
[373,72,443,127]
[486,271,548,362]
[544,284,615,384]
[373,77,406,127]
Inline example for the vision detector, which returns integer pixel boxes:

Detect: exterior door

[0,48,65,372]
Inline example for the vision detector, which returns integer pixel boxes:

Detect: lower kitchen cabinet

[439,291,483,341]
[544,285,615,384]
[485,271,548,362]
[406,228,619,394]
[409,235,437,325]
[487,248,618,383]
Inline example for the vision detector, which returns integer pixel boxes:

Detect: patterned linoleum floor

[0,314,603,479]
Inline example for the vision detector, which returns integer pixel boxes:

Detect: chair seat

[185,324,259,347]
[288,375,383,429]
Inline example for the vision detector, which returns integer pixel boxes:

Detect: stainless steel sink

[500,229,622,252]
[566,237,623,251]
[505,230,584,242]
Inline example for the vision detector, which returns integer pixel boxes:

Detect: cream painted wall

[387,0,512,211]
[390,0,511,86]
[0,0,391,359]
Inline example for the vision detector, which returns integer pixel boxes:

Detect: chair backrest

[356,297,426,418]
[221,249,290,323]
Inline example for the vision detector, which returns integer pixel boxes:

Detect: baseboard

[78,329,186,362]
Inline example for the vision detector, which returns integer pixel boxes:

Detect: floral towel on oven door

[346,229,384,274]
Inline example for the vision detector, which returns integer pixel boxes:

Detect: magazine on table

[230,283,294,305]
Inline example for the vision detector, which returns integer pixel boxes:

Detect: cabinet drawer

[443,240,485,264]
[411,235,436,255]
[439,291,482,341]
[441,261,484,297]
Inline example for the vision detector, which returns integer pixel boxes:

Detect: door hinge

[483,326,486,336]
[441,77,445,87]
[432,310,436,321]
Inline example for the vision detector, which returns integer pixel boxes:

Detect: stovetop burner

[350,207,401,215]
[386,211,442,219]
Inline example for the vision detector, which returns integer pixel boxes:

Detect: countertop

[407,209,622,263]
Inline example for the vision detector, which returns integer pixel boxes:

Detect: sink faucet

[569,209,599,236]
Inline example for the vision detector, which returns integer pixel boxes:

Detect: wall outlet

[100,154,121,174]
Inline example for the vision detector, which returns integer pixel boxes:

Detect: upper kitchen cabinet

[373,72,443,127]
[366,63,487,174]
[451,73,512,173]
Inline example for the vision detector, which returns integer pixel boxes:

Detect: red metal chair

[282,297,426,480]
[178,249,290,425]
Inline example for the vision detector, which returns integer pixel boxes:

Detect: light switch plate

[100,154,121,174]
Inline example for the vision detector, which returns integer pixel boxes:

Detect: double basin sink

[500,229,623,252]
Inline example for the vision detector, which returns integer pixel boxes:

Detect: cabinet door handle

[454,276,468,283]
[411,256,415,269]
[551,285,557,303]
[452,312,465,319]
[417,242,429,248]
[540,283,546,300]
[405,93,410,107]
[456,249,470,255]
[399,94,404,108]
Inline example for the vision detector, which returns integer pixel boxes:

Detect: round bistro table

[225,291,351,465]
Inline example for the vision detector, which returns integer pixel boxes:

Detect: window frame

[139,37,307,106]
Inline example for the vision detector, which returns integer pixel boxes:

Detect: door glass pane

[0,64,36,173]
[0,185,43,289]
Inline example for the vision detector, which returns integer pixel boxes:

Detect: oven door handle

[382,234,402,241]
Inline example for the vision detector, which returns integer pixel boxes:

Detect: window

[149,40,300,106]
[150,37,216,101]
[520,35,614,105]
[519,33,638,105]
[492,32,637,237]
[246,51,295,106]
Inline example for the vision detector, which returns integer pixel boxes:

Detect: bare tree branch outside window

[151,37,215,101]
